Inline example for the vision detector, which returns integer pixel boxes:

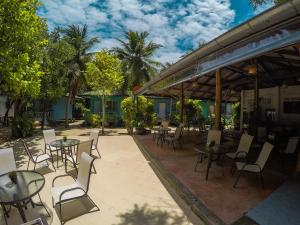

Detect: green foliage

[113,31,162,89]
[121,96,156,134]
[86,51,124,96]
[232,102,241,128]
[0,0,47,113]
[41,30,76,101]
[11,116,34,138]
[176,99,205,128]
[249,0,288,8]
[74,101,90,118]
[85,113,101,127]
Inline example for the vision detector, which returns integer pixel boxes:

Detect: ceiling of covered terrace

[135,0,300,102]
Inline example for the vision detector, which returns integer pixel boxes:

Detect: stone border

[133,135,227,225]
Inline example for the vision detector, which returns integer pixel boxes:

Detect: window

[106,101,118,112]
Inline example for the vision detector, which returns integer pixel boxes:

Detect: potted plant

[8,171,17,184]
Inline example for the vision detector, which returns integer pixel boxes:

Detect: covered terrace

[134,1,300,225]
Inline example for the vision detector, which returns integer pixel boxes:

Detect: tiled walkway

[135,133,285,225]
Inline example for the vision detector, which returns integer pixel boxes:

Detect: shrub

[12,116,34,138]
[85,113,101,127]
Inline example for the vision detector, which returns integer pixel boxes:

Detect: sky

[38,0,273,64]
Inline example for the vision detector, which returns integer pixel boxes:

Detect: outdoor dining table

[153,127,171,145]
[0,170,49,223]
[50,138,80,173]
[194,144,233,180]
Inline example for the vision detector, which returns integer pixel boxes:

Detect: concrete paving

[0,130,196,225]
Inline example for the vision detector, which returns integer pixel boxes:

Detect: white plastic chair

[279,136,299,154]
[51,152,98,224]
[226,134,254,160]
[21,139,55,171]
[233,142,274,188]
[0,148,16,175]
[43,129,62,167]
[89,129,101,158]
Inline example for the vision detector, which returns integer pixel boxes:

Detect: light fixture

[248,64,257,75]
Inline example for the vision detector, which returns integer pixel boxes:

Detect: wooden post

[180,83,184,123]
[253,73,259,137]
[240,90,244,132]
[214,69,222,130]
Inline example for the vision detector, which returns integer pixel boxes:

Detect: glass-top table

[50,139,80,173]
[194,144,233,180]
[0,170,48,222]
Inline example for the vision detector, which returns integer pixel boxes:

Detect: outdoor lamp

[248,64,257,75]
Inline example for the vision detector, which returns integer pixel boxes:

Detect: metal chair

[161,121,169,129]
[66,140,96,174]
[43,129,62,167]
[278,136,299,167]
[51,153,98,224]
[0,148,16,175]
[21,140,55,171]
[233,142,274,188]
[0,148,16,225]
[226,134,254,160]
[165,124,184,151]
[194,129,222,171]
[89,129,101,158]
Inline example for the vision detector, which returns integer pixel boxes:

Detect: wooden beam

[180,83,184,123]
[214,69,222,130]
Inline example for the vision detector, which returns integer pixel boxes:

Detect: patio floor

[134,131,286,225]
[0,129,199,225]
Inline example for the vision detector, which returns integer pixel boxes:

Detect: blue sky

[39,0,273,64]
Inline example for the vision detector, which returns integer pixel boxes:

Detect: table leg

[16,202,27,223]
[206,153,212,180]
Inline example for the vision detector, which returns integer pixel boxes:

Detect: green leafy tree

[249,0,288,8]
[86,51,124,133]
[63,24,99,127]
[0,0,47,116]
[113,31,162,89]
[40,29,76,129]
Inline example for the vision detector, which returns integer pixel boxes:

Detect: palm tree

[63,24,99,127]
[249,0,288,8]
[113,31,162,90]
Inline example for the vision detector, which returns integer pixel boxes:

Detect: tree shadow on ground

[115,204,189,225]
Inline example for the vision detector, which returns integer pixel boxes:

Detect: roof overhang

[135,0,300,101]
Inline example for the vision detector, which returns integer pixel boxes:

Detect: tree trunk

[3,99,14,126]
[65,94,71,128]
[41,100,46,130]
[101,94,105,134]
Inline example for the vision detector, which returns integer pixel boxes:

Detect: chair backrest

[43,129,56,145]
[237,134,254,153]
[174,124,184,139]
[76,152,95,193]
[89,129,100,146]
[0,148,17,175]
[76,140,93,164]
[21,140,34,162]
[285,137,299,154]
[207,130,221,145]
[161,121,169,129]
[256,142,274,170]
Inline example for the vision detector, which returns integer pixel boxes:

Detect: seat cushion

[32,154,51,163]
[236,162,261,173]
[226,152,236,159]
[51,182,85,204]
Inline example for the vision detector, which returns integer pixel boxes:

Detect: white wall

[242,85,300,125]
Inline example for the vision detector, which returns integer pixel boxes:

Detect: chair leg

[59,202,63,225]
[194,155,201,172]
[233,171,243,188]
[95,148,101,158]
[34,163,36,171]
[27,160,30,170]
[1,204,8,225]
[92,164,97,174]
[260,172,265,189]
[37,193,50,217]
[50,159,56,172]
[172,141,175,151]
